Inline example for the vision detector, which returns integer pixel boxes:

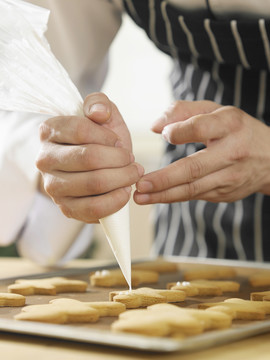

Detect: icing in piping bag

[100,202,132,290]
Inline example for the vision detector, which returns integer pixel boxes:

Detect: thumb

[83,92,112,124]
[83,92,132,152]
[151,100,221,134]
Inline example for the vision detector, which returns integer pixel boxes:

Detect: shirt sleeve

[0,110,45,246]
[16,192,93,266]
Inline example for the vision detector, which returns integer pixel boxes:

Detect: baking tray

[1,256,270,353]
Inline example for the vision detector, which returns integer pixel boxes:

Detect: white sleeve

[0,110,45,245]
[0,110,91,265]
[16,192,93,266]
[0,74,110,264]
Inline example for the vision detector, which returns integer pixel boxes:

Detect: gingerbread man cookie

[250,290,270,301]
[167,279,240,296]
[8,277,88,295]
[111,303,232,337]
[248,271,270,287]
[199,298,270,320]
[90,269,159,287]
[0,292,25,307]
[15,298,126,324]
[183,266,236,281]
[132,258,179,273]
[110,287,186,308]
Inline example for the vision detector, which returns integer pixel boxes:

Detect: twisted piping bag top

[100,202,132,290]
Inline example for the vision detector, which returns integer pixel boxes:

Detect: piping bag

[0,0,132,289]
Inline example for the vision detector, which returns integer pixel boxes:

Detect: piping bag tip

[99,202,132,290]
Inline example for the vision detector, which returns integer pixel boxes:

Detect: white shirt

[0,0,122,265]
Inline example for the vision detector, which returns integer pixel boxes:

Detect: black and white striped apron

[123,0,270,262]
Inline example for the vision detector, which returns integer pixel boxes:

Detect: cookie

[111,303,232,337]
[90,269,158,287]
[248,271,270,287]
[167,279,240,296]
[15,298,126,324]
[148,304,232,330]
[199,298,270,320]
[8,277,88,295]
[112,306,203,337]
[109,287,186,308]
[132,258,179,273]
[183,266,236,281]
[0,292,25,307]
[250,290,270,301]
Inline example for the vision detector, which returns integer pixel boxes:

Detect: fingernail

[136,164,145,177]
[135,193,150,204]
[88,103,108,116]
[162,125,170,142]
[151,114,167,128]
[137,180,153,192]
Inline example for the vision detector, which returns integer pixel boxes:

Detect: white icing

[176,281,190,286]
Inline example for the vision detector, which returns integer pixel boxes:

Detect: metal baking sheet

[1,256,270,353]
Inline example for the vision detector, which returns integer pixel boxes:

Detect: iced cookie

[110,287,186,308]
[167,279,240,296]
[90,269,158,287]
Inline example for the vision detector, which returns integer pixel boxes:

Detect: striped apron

[123,0,270,261]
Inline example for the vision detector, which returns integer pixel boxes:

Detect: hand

[134,100,270,205]
[36,92,144,223]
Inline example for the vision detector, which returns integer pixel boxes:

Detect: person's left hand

[134,100,270,205]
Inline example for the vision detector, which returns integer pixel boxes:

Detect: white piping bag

[100,203,132,289]
[0,0,132,288]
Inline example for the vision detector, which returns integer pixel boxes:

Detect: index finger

[136,142,232,194]
[39,115,119,146]
[163,106,235,145]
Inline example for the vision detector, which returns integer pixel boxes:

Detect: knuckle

[224,106,244,129]
[159,173,172,190]
[185,157,204,181]
[59,203,73,218]
[159,190,172,203]
[185,181,199,199]
[83,199,107,221]
[43,176,59,197]
[86,175,104,195]
[35,151,50,172]
[190,115,204,139]
[39,121,51,141]
[73,118,90,144]
[227,170,242,187]
[79,146,96,168]
[35,156,44,171]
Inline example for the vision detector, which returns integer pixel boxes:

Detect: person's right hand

[36,92,144,223]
